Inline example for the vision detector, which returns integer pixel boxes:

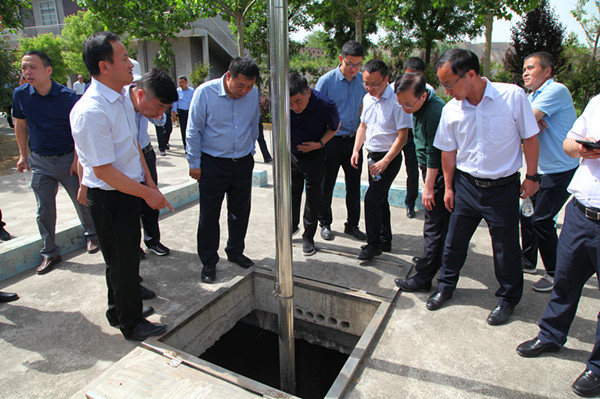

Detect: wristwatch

[525,173,541,182]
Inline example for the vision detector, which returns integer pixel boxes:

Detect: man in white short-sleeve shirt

[427,49,540,326]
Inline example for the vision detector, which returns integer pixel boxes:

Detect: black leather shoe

[107,306,154,327]
[412,256,421,264]
[201,264,216,283]
[0,291,19,303]
[123,319,167,341]
[406,207,416,218]
[357,245,382,260]
[426,290,452,311]
[227,253,254,268]
[395,277,431,292]
[140,284,156,300]
[36,255,62,275]
[486,304,514,326]
[139,247,146,260]
[573,369,600,397]
[321,225,334,241]
[0,227,12,241]
[516,337,560,357]
[344,225,366,241]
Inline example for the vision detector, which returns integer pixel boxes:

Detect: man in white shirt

[70,31,172,341]
[517,94,600,397]
[428,49,540,326]
[350,59,412,260]
[73,75,86,98]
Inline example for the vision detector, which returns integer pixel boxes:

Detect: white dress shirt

[434,78,538,179]
[70,78,144,190]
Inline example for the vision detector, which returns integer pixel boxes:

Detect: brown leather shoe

[36,255,62,275]
[87,239,100,254]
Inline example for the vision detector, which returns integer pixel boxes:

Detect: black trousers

[197,153,253,266]
[177,109,189,152]
[155,112,172,152]
[437,170,522,307]
[364,151,402,249]
[413,167,450,285]
[537,200,600,375]
[257,122,272,162]
[402,139,419,208]
[292,149,324,243]
[140,148,160,246]
[88,188,143,333]
[520,167,577,275]
[318,135,363,229]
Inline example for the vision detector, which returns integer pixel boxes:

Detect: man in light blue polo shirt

[171,75,194,151]
[520,51,579,292]
[316,41,367,242]
[186,57,260,284]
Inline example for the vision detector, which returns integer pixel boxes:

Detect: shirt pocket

[488,114,517,146]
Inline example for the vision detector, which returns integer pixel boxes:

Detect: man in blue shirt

[13,50,98,275]
[289,72,340,255]
[315,41,367,242]
[186,57,260,284]
[520,51,579,292]
[171,75,194,152]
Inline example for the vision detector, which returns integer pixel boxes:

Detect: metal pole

[267,0,295,394]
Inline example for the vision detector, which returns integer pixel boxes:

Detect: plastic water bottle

[368,157,381,182]
[521,197,534,217]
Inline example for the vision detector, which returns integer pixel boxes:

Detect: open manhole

[143,269,395,398]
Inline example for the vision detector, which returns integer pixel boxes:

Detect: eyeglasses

[438,72,467,89]
[363,78,385,88]
[343,59,362,69]
[398,99,420,109]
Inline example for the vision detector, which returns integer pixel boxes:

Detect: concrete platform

[1,120,597,398]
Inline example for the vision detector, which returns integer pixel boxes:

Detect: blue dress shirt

[172,87,194,112]
[186,75,260,169]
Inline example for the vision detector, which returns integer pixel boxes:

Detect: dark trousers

[155,112,172,152]
[177,109,189,152]
[521,167,577,275]
[292,150,325,243]
[437,170,522,307]
[364,151,402,249]
[318,135,363,229]
[0,209,5,228]
[88,188,143,332]
[197,153,253,266]
[537,200,600,375]
[257,122,272,162]
[413,167,450,285]
[140,148,160,246]
[402,140,419,208]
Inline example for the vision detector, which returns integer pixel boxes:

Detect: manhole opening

[199,309,351,399]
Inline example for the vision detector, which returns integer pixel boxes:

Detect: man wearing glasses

[186,57,260,284]
[315,41,367,242]
[351,59,412,260]
[426,49,540,326]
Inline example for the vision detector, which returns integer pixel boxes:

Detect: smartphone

[576,139,600,150]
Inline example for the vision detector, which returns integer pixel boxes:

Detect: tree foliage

[61,11,106,79]
[503,0,566,85]
[0,0,31,31]
[189,62,210,87]
[77,0,200,69]
[571,0,600,58]
[557,34,600,111]
[18,34,69,85]
[0,24,19,110]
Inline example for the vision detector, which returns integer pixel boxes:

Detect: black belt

[336,134,356,139]
[203,152,251,162]
[35,150,74,158]
[462,171,519,188]
[574,198,600,221]
[142,144,153,154]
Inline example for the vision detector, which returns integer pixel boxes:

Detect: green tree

[189,62,210,87]
[0,26,19,112]
[503,0,566,85]
[18,34,69,85]
[0,0,31,31]
[558,34,600,111]
[61,11,106,79]
[78,0,200,69]
[572,0,600,58]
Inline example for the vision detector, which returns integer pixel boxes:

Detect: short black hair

[178,75,187,81]
[83,31,121,77]
[23,50,52,67]
[341,41,364,58]
[394,73,427,98]
[138,68,178,104]
[228,57,260,79]
[404,57,426,73]
[435,48,480,76]
[525,51,554,74]
[363,59,388,78]
[289,72,309,96]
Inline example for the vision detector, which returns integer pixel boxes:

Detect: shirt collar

[28,79,59,97]
[218,74,229,97]
[531,78,554,101]
[92,77,126,104]
[369,83,393,102]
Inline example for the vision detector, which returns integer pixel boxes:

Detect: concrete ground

[0,119,598,398]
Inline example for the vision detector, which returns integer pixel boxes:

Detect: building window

[39,1,58,26]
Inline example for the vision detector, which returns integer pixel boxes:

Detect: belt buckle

[474,179,491,188]
[585,207,599,220]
